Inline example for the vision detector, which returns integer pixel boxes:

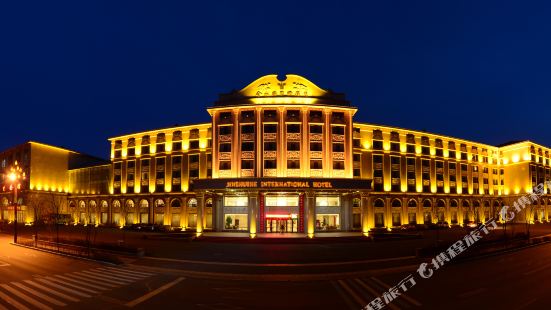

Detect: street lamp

[5,161,25,244]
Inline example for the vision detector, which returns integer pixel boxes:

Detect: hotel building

[1,74,551,237]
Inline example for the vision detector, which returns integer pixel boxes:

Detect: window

[310,125,323,134]
[220,143,232,152]
[190,140,199,149]
[242,142,254,151]
[287,142,300,151]
[224,196,248,207]
[242,160,254,169]
[332,143,344,152]
[173,141,182,151]
[310,142,322,151]
[266,195,299,206]
[373,140,383,150]
[219,126,232,135]
[264,160,277,169]
[264,142,277,151]
[310,160,322,169]
[219,161,231,170]
[287,160,300,169]
[241,125,255,134]
[264,124,277,133]
[287,124,301,133]
[141,145,150,155]
[333,161,345,170]
[332,126,345,135]
[315,196,340,207]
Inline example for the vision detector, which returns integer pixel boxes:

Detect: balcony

[353,162,360,169]
[422,167,430,173]
[127,180,134,187]
[374,177,383,184]
[263,151,276,159]
[333,170,345,177]
[189,162,199,170]
[436,167,443,173]
[219,134,232,142]
[172,178,181,185]
[286,133,301,141]
[241,169,255,177]
[391,178,400,185]
[332,134,345,142]
[263,169,277,177]
[422,180,430,186]
[437,181,444,187]
[219,170,232,177]
[449,169,456,175]
[141,180,149,186]
[241,133,255,141]
[450,181,456,187]
[114,181,121,188]
[263,133,277,141]
[114,169,121,175]
[309,133,323,141]
[219,152,232,160]
[241,151,254,159]
[310,151,323,159]
[287,169,301,177]
[310,169,323,177]
[156,179,164,185]
[407,165,415,172]
[332,152,345,160]
[407,179,416,185]
[287,151,300,159]
[142,166,150,172]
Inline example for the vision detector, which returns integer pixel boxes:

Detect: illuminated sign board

[192,178,372,191]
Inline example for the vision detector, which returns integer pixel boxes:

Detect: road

[1,233,551,309]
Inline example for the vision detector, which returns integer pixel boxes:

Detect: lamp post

[6,162,25,244]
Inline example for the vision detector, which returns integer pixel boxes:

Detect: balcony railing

[141,180,149,186]
[127,180,134,187]
[286,133,301,141]
[156,179,164,185]
[407,165,415,172]
[189,162,199,169]
[263,169,277,177]
[241,169,255,177]
[332,152,345,160]
[333,170,345,177]
[219,152,232,160]
[391,178,400,185]
[407,179,416,185]
[287,151,300,159]
[374,177,383,184]
[241,133,255,141]
[263,133,277,141]
[219,170,232,177]
[309,133,323,141]
[219,134,232,142]
[287,169,301,177]
[172,178,181,185]
[310,151,323,159]
[422,180,430,186]
[310,169,323,177]
[172,163,181,171]
[263,151,276,158]
[332,134,345,142]
[241,151,254,159]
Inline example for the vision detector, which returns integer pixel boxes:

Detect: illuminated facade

[2,74,551,236]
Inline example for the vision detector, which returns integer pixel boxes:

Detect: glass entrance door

[266,218,298,233]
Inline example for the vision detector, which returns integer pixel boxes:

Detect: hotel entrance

[262,193,303,233]
[265,216,298,233]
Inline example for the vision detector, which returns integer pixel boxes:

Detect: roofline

[108,122,212,141]
[28,141,80,154]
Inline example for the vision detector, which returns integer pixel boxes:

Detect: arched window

[352,198,361,208]
[493,200,500,207]
[408,199,417,208]
[170,199,182,208]
[1,197,8,207]
[126,199,135,208]
[450,200,458,208]
[101,200,108,208]
[206,198,213,208]
[188,198,198,208]
[139,199,149,208]
[79,200,86,209]
[154,199,165,208]
[484,201,490,208]
[89,200,97,209]
[391,199,402,208]
[462,200,470,208]
[423,199,432,208]
[437,199,445,208]
[473,200,480,208]
[112,200,121,208]
[374,198,385,208]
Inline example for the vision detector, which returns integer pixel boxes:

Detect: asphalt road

[1,233,551,309]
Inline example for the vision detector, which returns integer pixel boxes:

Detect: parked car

[436,221,450,228]
[400,224,417,230]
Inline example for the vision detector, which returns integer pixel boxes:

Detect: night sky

[1,1,551,159]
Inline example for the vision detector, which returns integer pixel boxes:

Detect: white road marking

[81,270,134,283]
[35,278,92,298]
[54,274,113,290]
[96,268,148,280]
[24,280,80,302]
[370,277,422,306]
[45,276,100,294]
[103,266,154,277]
[354,279,402,310]
[0,288,31,310]
[75,271,129,285]
[0,283,53,310]
[336,279,367,307]
[126,277,185,308]
[0,260,10,267]
[67,273,119,287]
[11,282,66,307]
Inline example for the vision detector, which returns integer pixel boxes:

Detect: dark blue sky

[1,0,550,158]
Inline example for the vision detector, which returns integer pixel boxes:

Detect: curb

[10,242,119,266]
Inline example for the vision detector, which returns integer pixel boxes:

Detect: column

[196,192,205,236]
[361,193,370,235]
[248,192,258,238]
[306,191,315,238]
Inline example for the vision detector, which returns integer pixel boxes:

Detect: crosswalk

[0,266,156,310]
[333,277,422,310]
